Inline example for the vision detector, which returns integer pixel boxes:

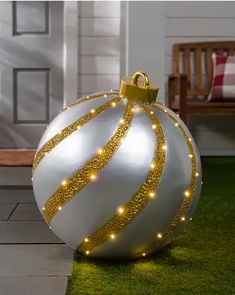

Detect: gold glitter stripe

[135,105,198,258]
[77,105,166,255]
[62,91,119,113]
[33,97,121,173]
[42,103,134,224]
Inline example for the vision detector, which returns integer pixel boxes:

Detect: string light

[174,122,179,127]
[58,206,62,211]
[188,154,193,158]
[184,190,190,197]
[111,102,116,107]
[98,148,103,154]
[195,172,199,177]
[91,109,95,113]
[42,206,45,211]
[190,217,193,221]
[84,238,89,243]
[150,163,155,169]
[152,124,156,130]
[104,94,107,98]
[77,126,80,130]
[44,152,48,156]
[157,233,162,239]
[150,111,154,114]
[201,181,204,185]
[189,138,192,142]
[117,207,124,215]
[86,250,90,255]
[110,234,116,240]
[176,114,179,117]
[142,253,146,257]
[49,226,52,230]
[181,216,186,221]
[162,145,167,150]
[164,109,167,113]
[67,107,70,110]
[86,96,90,99]
[61,180,67,186]
[119,119,124,124]
[90,174,96,181]
[149,192,155,198]
[31,177,33,181]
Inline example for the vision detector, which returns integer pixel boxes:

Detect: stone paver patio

[0,187,74,295]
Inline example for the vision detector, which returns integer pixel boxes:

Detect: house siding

[78,2,120,97]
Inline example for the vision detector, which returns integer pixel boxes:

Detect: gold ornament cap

[119,71,159,104]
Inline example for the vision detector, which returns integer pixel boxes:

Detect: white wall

[120,1,165,100]
[77,1,121,96]
[165,1,235,155]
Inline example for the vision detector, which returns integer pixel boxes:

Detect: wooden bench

[168,41,235,123]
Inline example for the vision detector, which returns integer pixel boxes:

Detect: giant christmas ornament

[32,71,202,259]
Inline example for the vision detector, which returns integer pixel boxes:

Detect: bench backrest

[173,41,235,96]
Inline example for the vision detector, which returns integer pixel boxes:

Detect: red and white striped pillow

[208,55,235,101]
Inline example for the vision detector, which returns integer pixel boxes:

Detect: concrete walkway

[0,187,74,295]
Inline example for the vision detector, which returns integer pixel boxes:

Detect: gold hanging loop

[132,71,150,89]
[119,71,159,104]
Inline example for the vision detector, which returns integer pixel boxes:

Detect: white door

[0,1,64,148]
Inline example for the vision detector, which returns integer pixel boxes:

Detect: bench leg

[179,74,188,124]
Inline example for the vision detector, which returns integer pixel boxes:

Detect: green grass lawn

[68,157,235,294]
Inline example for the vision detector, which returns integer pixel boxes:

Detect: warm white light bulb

[157,233,162,239]
[110,234,116,240]
[111,102,116,107]
[42,206,45,211]
[119,119,124,124]
[58,206,62,211]
[91,109,95,113]
[117,207,124,214]
[152,124,156,130]
[164,109,167,113]
[61,180,67,186]
[188,154,193,158]
[149,192,155,198]
[85,238,89,243]
[90,174,96,180]
[162,145,167,151]
[151,163,155,169]
[150,111,154,115]
[181,216,186,221]
[142,253,146,257]
[195,172,199,177]
[98,148,103,154]
[184,190,190,197]
[174,122,179,127]
[86,250,90,255]
[104,94,107,98]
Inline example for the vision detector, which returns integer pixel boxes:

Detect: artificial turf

[68,157,235,294]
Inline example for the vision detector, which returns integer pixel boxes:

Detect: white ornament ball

[33,86,201,259]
